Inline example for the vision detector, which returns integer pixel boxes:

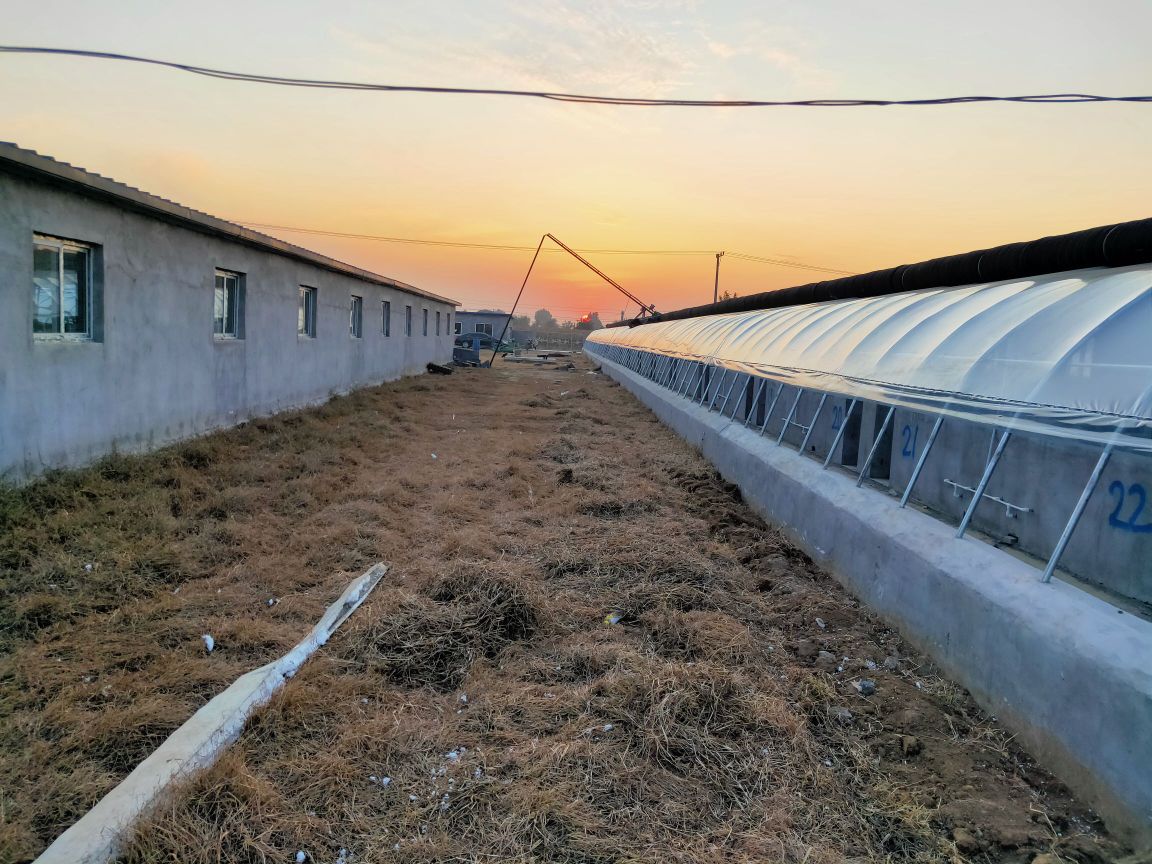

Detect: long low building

[0,143,458,481]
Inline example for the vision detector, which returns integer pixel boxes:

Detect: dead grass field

[0,357,1130,864]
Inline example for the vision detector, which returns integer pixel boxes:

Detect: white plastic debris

[266,598,278,607]
[473,767,483,778]
[815,617,827,630]
[84,563,94,572]
[368,775,391,787]
[409,794,418,802]
[335,850,347,864]
[431,453,438,460]
[602,723,614,733]
[459,693,468,704]
[361,697,369,704]
[604,611,624,625]
[201,634,215,653]
[295,852,307,864]
[439,793,451,811]
[823,759,833,767]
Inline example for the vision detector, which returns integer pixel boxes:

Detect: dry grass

[0,360,1127,864]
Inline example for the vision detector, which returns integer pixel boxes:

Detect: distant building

[454,310,512,340]
[0,142,458,480]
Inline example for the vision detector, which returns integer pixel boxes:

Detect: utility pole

[713,251,725,303]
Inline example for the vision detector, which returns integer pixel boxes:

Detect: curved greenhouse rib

[586,264,1152,451]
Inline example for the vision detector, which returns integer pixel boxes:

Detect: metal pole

[713,251,725,303]
[955,430,1012,538]
[899,415,944,508]
[708,369,730,411]
[696,365,712,403]
[1041,444,1114,583]
[776,388,805,444]
[798,393,828,453]
[744,378,766,427]
[760,383,785,435]
[856,405,895,487]
[823,399,858,469]
[718,372,738,415]
[491,235,546,366]
[730,375,751,419]
[675,362,694,396]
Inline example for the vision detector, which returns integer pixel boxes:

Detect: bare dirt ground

[0,357,1131,864]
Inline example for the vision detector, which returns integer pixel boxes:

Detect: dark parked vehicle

[454,332,515,354]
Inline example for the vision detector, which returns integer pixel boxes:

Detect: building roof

[0,142,458,307]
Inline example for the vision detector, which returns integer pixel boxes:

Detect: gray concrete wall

[0,172,454,481]
[659,360,1151,606]
[592,349,1152,846]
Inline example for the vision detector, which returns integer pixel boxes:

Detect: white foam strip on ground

[34,562,388,864]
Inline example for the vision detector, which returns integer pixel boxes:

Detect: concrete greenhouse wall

[0,172,455,481]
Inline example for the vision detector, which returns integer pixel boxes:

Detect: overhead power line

[237,221,856,275]
[235,222,708,255]
[2,46,1149,107]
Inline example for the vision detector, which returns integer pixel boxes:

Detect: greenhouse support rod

[730,375,750,420]
[900,416,944,507]
[856,406,895,487]
[777,388,805,444]
[799,393,828,453]
[745,379,766,427]
[1042,444,1114,583]
[956,431,1012,538]
[823,399,858,469]
[760,383,785,436]
[718,373,739,415]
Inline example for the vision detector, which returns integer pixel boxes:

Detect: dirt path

[1,358,1128,863]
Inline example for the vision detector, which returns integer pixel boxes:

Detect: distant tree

[534,308,558,329]
[575,312,604,331]
[476,308,507,314]
[512,314,532,329]
[558,320,576,330]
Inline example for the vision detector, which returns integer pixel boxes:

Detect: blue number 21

[1108,481,1152,533]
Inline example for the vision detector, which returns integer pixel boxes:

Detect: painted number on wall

[901,424,919,458]
[1107,481,1152,533]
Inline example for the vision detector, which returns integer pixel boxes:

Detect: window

[446,313,451,334]
[382,300,391,336]
[33,234,96,339]
[405,305,413,336]
[477,322,493,336]
[350,295,363,338]
[214,270,243,339]
[298,286,317,338]
[423,308,429,336]
[436,310,441,335]
[454,320,462,335]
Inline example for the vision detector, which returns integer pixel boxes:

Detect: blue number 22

[1108,481,1152,533]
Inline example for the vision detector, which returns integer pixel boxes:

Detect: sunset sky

[2,0,1150,322]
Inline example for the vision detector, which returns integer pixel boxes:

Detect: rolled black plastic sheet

[613,217,1152,328]
[587,265,1152,452]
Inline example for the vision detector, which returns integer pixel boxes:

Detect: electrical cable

[236,221,855,275]
[2,46,1149,107]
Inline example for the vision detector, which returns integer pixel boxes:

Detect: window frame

[423,308,429,337]
[436,309,441,336]
[298,285,317,338]
[349,294,364,339]
[33,234,95,340]
[382,299,391,336]
[405,305,413,337]
[213,269,243,340]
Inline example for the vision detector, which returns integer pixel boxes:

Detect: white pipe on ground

[34,562,388,864]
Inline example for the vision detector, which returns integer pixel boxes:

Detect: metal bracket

[944,478,1032,518]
